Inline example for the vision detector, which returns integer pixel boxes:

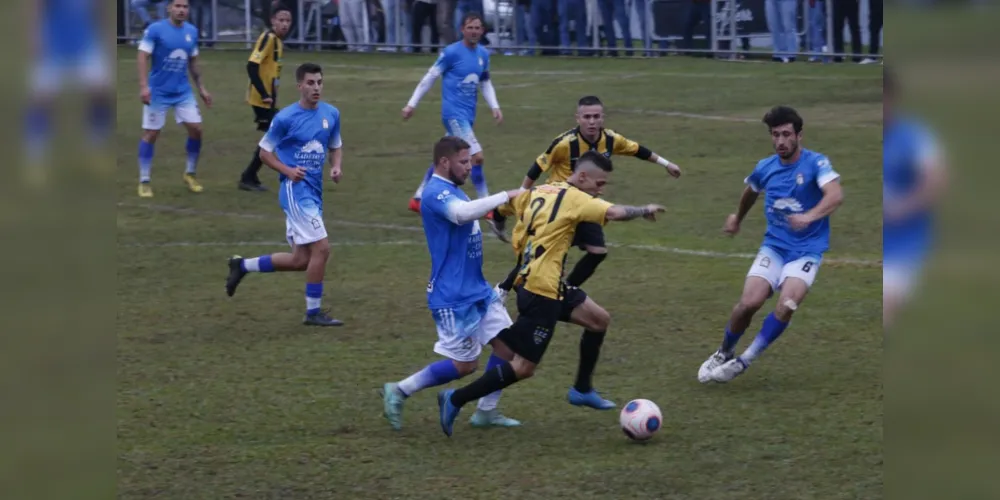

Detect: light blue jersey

[138,20,200,106]
[433,41,492,124]
[42,0,96,60]
[420,175,493,310]
[883,116,940,262]
[745,148,840,255]
[259,102,343,213]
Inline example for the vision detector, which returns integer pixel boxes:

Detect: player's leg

[566,223,609,288]
[301,236,343,326]
[709,254,822,382]
[137,102,167,197]
[177,98,204,193]
[563,291,616,409]
[24,57,61,186]
[470,297,521,427]
[239,107,274,191]
[883,259,919,331]
[697,246,781,383]
[80,47,113,174]
[382,301,489,430]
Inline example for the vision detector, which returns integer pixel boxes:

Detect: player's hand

[665,162,682,178]
[401,106,415,120]
[723,213,740,236]
[330,165,343,183]
[505,187,526,200]
[787,213,814,231]
[200,88,213,108]
[140,86,151,105]
[285,166,307,182]
[492,108,503,124]
[643,204,666,221]
[261,97,274,106]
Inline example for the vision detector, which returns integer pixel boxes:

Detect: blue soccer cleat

[437,389,461,437]
[567,387,616,410]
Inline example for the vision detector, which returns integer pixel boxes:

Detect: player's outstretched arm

[445,188,526,225]
[606,204,666,221]
[614,134,682,178]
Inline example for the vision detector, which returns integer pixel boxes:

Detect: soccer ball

[619,399,662,441]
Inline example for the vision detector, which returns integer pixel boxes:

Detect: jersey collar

[574,127,604,148]
[432,173,455,186]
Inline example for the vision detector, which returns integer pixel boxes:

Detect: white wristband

[656,157,671,167]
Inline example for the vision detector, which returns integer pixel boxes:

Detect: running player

[882,69,947,329]
[698,106,844,383]
[224,63,345,327]
[238,4,293,192]
[436,151,667,437]
[402,13,504,240]
[494,95,681,297]
[136,0,212,198]
[381,136,525,431]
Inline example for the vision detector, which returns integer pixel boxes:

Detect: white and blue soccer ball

[619,398,662,441]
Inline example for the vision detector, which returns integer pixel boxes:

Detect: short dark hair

[762,105,803,133]
[434,136,471,165]
[461,12,484,27]
[271,3,291,16]
[578,95,603,107]
[296,63,322,82]
[575,150,613,172]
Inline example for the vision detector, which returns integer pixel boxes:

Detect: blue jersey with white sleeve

[434,41,491,123]
[745,148,840,254]
[259,102,342,210]
[883,116,941,260]
[138,20,200,105]
[420,175,493,309]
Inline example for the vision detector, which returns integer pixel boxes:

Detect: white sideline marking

[118,202,881,267]
[122,240,419,248]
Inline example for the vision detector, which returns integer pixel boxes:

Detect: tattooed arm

[189,55,213,107]
[606,204,666,221]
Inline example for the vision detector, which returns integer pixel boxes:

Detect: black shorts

[497,287,562,364]
[559,285,588,322]
[572,222,606,249]
[252,106,276,132]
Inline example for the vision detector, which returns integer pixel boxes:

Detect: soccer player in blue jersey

[224,63,345,327]
[698,106,845,383]
[882,70,947,329]
[401,13,504,238]
[381,136,525,431]
[26,0,111,186]
[136,0,212,198]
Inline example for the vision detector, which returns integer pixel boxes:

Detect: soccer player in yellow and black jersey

[493,95,682,296]
[238,5,292,191]
[436,151,667,437]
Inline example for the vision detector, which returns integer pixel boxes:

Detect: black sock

[498,264,519,291]
[574,330,606,393]
[450,360,518,407]
[242,147,263,182]
[566,252,607,288]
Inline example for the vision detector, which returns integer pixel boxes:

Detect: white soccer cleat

[709,358,749,383]
[698,350,732,383]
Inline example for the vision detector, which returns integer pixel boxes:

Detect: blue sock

[138,140,155,182]
[720,326,744,354]
[185,138,201,174]
[740,313,789,364]
[305,282,323,315]
[475,354,505,410]
[241,255,275,273]
[397,358,462,397]
[25,105,48,163]
[470,164,488,199]
[88,99,111,146]
[414,165,434,199]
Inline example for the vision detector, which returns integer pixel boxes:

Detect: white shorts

[432,293,512,362]
[746,245,823,291]
[883,259,923,301]
[283,192,328,247]
[142,97,203,130]
[443,118,482,156]
[31,49,111,94]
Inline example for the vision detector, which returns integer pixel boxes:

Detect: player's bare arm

[724,186,760,236]
[329,147,343,183]
[260,149,305,182]
[137,50,151,104]
[622,137,682,178]
[188,56,212,107]
[606,204,665,221]
[788,180,844,231]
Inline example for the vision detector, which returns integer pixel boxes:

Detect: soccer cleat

[408,198,421,213]
[469,409,521,428]
[381,382,406,430]
[183,173,204,193]
[138,182,154,198]
[709,357,749,383]
[485,218,510,243]
[238,180,268,192]
[303,310,344,326]
[567,387,616,410]
[698,350,734,383]
[225,256,247,297]
[437,389,461,437]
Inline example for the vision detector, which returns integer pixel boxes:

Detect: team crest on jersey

[185,34,192,43]
[478,57,484,66]
[322,119,329,129]
[796,173,804,185]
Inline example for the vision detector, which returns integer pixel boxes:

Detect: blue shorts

[442,118,482,156]
[430,293,512,362]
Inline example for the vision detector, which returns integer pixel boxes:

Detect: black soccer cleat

[487,210,509,243]
[225,256,247,297]
[303,310,344,327]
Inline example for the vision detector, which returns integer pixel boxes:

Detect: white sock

[397,367,434,397]
[243,257,260,272]
[476,390,501,411]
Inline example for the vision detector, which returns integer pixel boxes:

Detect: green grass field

[116,48,883,499]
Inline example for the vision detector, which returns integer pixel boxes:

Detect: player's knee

[187,124,203,140]
[774,297,798,321]
[311,240,331,261]
[734,296,765,317]
[141,130,160,143]
[471,152,484,165]
[454,359,478,376]
[510,356,535,379]
[290,253,310,270]
[590,306,611,332]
